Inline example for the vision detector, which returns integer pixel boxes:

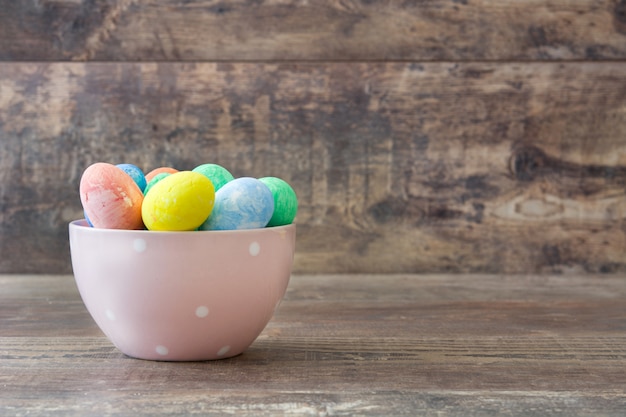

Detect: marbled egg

[199,177,274,231]
[142,171,215,231]
[259,177,298,226]
[116,163,147,192]
[80,162,144,230]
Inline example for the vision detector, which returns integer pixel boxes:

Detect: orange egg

[80,162,144,230]
[145,166,179,182]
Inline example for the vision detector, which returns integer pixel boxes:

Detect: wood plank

[1,62,625,274]
[1,274,625,416]
[0,0,625,61]
[1,393,625,417]
[4,274,626,337]
[2,335,626,391]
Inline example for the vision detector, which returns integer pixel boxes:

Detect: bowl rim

[69,219,296,236]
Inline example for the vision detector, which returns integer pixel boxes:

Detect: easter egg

[199,177,274,231]
[143,172,171,195]
[116,163,147,192]
[80,162,144,230]
[259,177,298,226]
[192,163,234,191]
[145,166,178,182]
[142,171,215,231]
[83,210,93,227]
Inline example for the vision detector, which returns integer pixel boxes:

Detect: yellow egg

[142,171,215,231]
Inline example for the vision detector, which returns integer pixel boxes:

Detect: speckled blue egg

[84,210,94,227]
[116,163,147,192]
[199,177,274,231]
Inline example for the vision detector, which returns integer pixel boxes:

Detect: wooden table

[1,274,625,416]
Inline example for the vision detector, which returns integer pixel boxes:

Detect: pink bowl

[69,220,295,361]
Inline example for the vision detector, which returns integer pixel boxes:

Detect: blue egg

[84,210,94,227]
[116,163,147,192]
[199,177,274,231]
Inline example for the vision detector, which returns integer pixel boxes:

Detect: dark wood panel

[1,0,625,61]
[1,274,625,415]
[1,62,625,274]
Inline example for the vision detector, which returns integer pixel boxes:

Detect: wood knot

[209,3,231,15]
[367,198,410,224]
[509,145,548,181]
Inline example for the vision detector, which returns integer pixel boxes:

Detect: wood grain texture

[1,274,625,416]
[1,0,626,61]
[1,62,625,274]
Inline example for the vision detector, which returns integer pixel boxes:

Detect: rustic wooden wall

[1,1,625,274]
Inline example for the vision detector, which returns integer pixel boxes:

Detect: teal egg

[192,163,234,191]
[143,172,171,195]
[259,177,298,226]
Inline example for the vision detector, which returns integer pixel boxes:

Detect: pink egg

[80,162,144,230]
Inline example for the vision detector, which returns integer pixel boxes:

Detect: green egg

[258,177,298,227]
[192,163,234,191]
[143,172,172,196]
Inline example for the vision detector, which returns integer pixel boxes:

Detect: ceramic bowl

[69,219,295,361]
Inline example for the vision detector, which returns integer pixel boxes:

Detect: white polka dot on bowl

[249,241,260,256]
[155,345,169,356]
[217,345,231,356]
[105,309,116,321]
[133,238,147,253]
[195,306,209,318]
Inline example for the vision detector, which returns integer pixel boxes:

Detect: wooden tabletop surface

[1,274,625,416]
